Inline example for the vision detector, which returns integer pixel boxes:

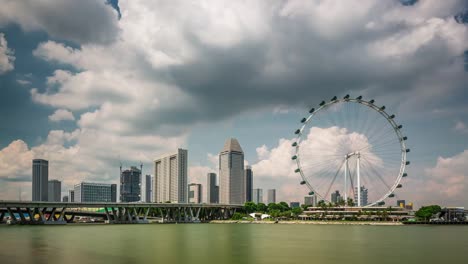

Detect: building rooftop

[221,138,243,153]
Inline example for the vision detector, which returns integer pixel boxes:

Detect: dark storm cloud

[0,0,119,45]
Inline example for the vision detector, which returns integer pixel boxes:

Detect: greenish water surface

[0,224,466,264]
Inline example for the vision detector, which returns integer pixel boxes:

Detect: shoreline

[210,220,404,226]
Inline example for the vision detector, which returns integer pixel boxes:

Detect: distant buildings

[245,166,253,202]
[331,190,341,204]
[397,200,406,208]
[188,183,202,203]
[267,189,276,204]
[154,148,188,203]
[207,173,219,204]
[32,159,49,201]
[290,202,300,208]
[68,190,75,202]
[62,195,69,202]
[219,138,245,204]
[145,175,153,202]
[304,195,317,207]
[48,179,61,202]
[354,186,368,206]
[405,202,413,210]
[253,188,263,204]
[74,182,117,202]
[120,166,142,202]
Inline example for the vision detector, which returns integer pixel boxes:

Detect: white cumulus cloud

[0,32,14,74]
[48,109,75,122]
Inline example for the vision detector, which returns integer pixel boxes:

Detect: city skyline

[0,0,467,208]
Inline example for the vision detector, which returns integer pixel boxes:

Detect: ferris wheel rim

[293,96,408,207]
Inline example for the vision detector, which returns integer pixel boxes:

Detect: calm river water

[0,224,466,264]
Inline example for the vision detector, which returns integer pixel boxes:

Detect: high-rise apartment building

[74,182,117,202]
[219,138,245,204]
[32,159,48,201]
[267,189,276,204]
[304,195,317,207]
[145,175,153,202]
[62,195,69,202]
[253,188,263,204]
[188,183,202,204]
[207,173,219,204]
[68,190,75,202]
[245,166,253,202]
[354,186,368,206]
[154,149,188,203]
[290,202,300,208]
[48,179,61,202]
[120,166,142,202]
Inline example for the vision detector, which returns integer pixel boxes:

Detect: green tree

[257,203,268,213]
[244,202,257,213]
[292,207,303,218]
[415,205,441,221]
[231,212,245,220]
[279,201,290,212]
[346,198,355,207]
[268,203,282,212]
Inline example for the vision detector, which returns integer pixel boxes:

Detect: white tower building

[154,148,188,203]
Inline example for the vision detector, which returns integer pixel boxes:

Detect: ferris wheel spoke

[360,157,392,191]
[323,159,346,201]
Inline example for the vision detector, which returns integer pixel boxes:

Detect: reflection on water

[0,224,466,264]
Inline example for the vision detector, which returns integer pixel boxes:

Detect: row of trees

[233,201,304,220]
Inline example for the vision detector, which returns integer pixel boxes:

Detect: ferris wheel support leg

[357,153,361,207]
[344,158,348,203]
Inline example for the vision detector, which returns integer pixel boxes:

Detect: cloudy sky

[0,0,467,208]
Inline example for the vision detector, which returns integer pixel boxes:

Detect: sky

[0,0,467,208]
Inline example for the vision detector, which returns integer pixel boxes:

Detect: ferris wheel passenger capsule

[319,101,326,106]
[300,181,306,185]
[301,118,307,123]
[309,108,315,113]
[406,149,410,153]
[402,173,408,177]
[396,184,402,188]
[292,155,297,160]
[357,96,363,100]
[369,99,375,104]
[378,201,385,206]
[295,168,301,173]
[389,114,395,119]
[308,191,314,195]
[295,129,301,134]
[380,106,386,111]
[388,193,395,198]
[331,96,337,101]
[292,142,297,147]
[344,94,350,99]
[406,161,410,165]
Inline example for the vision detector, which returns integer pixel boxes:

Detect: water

[0,224,466,264]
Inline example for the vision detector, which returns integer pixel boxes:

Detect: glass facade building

[74,182,117,202]
[120,166,142,202]
[32,159,48,201]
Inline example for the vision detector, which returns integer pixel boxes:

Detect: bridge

[0,201,243,225]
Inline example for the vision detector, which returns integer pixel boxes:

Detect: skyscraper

[188,183,202,203]
[120,166,142,202]
[145,175,153,202]
[354,186,368,206]
[253,188,263,204]
[48,179,61,202]
[154,148,188,203]
[62,195,69,202]
[207,173,218,204]
[32,159,48,201]
[68,190,75,202]
[245,166,253,202]
[267,189,276,204]
[331,190,341,204]
[219,138,245,204]
[74,182,117,202]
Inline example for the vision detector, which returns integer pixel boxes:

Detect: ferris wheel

[292,95,409,207]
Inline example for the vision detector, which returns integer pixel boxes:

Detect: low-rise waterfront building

[74,182,117,203]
